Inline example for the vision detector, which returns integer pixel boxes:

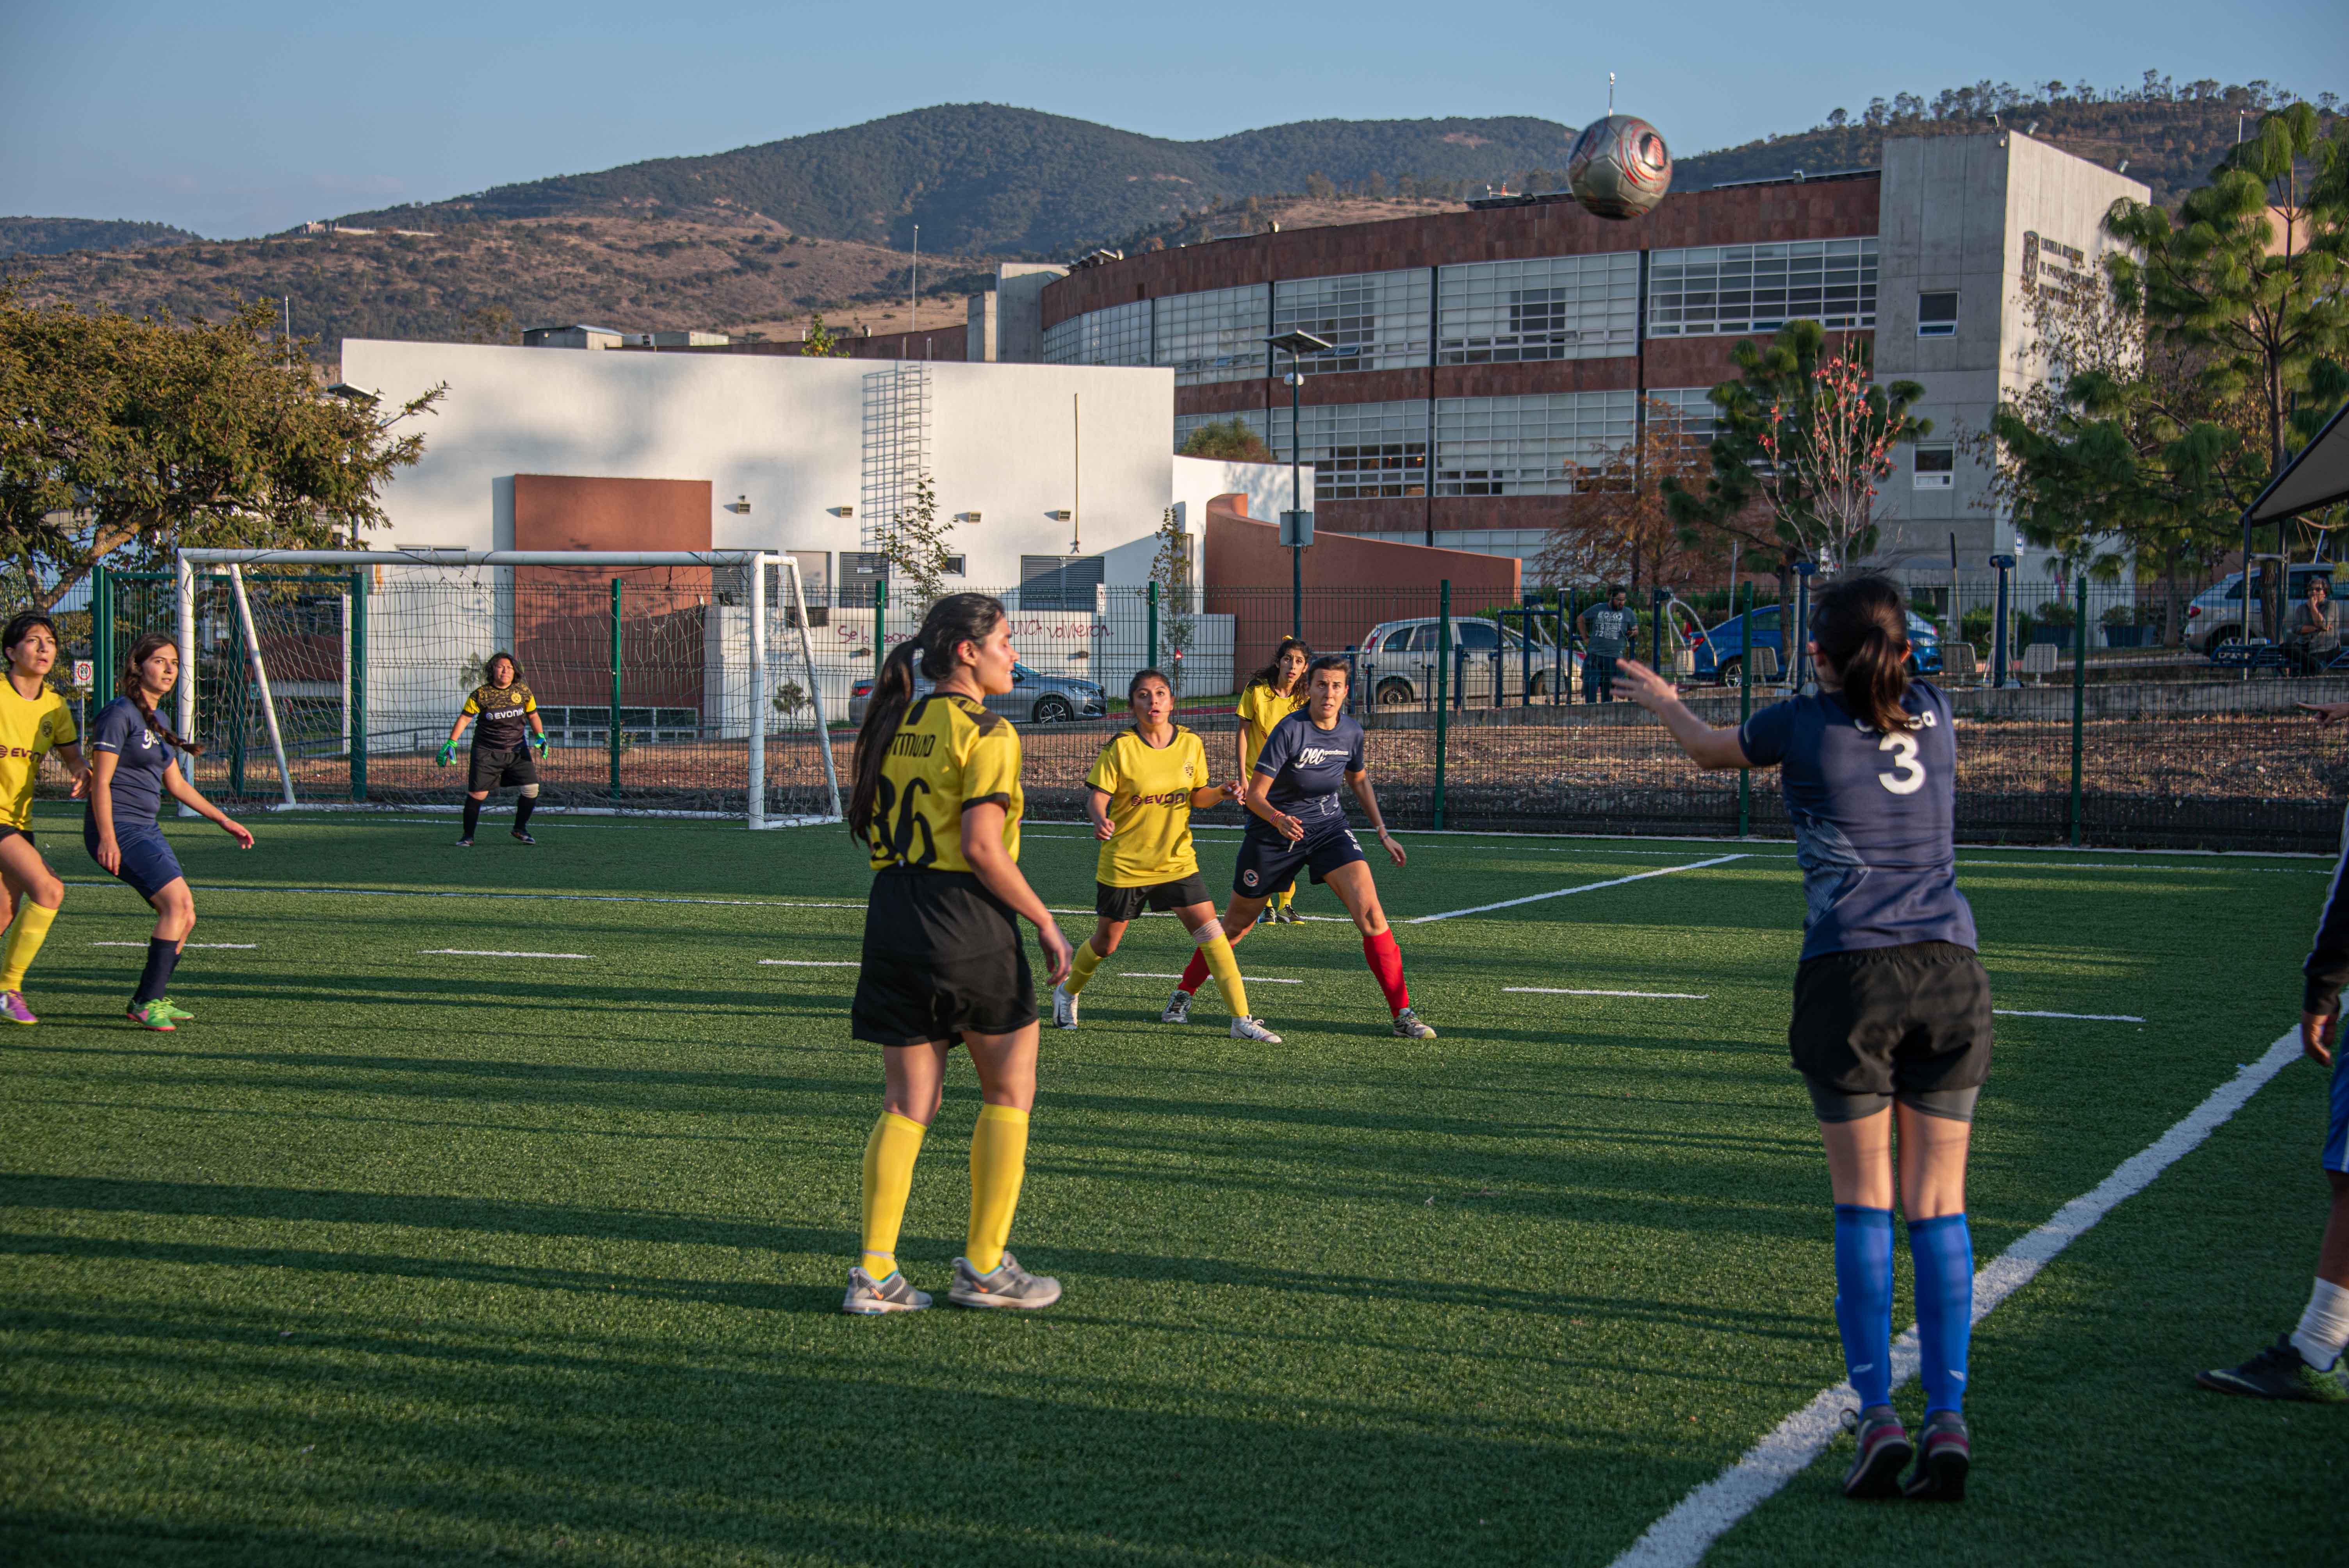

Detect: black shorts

[468,745,538,792]
[1096,871,1212,923]
[0,825,33,846]
[1789,940,1994,1122]
[1232,816,1365,899]
[852,870,1037,1046]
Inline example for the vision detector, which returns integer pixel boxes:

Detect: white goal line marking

[1608,1027,2303,1568]
[419,949,595,960]
[1506,987,1711,1000]
[759,959,861,968]
[89,941,257,949]
[1996,1008,2146,1022]
[1121,972,1304,984]
[1409,855,1747,923]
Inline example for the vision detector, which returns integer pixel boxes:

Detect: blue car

[1686,604,1943,685]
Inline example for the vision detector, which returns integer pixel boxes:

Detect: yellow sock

[1066,938,1106,996]
[1275,884,1294,912]
[0,902,58,993]
[859,1111,927,1278]
[1197,930,1249,1019]
[966,1103,1030,1275]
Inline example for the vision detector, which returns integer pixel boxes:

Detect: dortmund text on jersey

[1086,725,1208,886]
[867,694,1023,874]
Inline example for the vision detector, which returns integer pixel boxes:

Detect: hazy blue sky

[5,0,2342,238]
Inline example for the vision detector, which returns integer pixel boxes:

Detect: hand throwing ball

[1568,115,1673,220]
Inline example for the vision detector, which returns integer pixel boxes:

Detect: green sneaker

[125,999,176,1032]
[2197,1333,2349,1402]
[157,999,194,1023]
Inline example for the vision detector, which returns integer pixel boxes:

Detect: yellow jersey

[1085,725,1209,887]
[866,693,1023,873]
[1236,681,1307,776]
[0,681,76,829]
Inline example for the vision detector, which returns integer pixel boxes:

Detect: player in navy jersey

[1163,655,1436,1039]
[1616,573,1987,1502]
[84,633,255,1031]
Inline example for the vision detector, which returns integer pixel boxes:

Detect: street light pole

[1265,329,1332,646]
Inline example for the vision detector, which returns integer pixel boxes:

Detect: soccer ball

[1568,115,1673,220]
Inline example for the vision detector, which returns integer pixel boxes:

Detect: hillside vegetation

[0,217,203,258]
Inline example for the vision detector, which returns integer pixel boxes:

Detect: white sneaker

[841,1266,931,1315]
[1230,1015,1283,1043]
[1052,982,1079,1029]
[948,1249,1062,1310]
[1391,1007,1438,1039]
[1160,988,1193,1024]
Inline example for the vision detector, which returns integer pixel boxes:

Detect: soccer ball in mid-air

[1568,114,1673,219]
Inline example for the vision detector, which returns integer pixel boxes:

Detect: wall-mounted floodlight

[957,511,982,524]
[724,495,751,515]
[324,382,378,405]
[828,505,854,517]
[1048,509,1072,522]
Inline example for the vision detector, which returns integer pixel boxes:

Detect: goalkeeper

[440,652,547,846]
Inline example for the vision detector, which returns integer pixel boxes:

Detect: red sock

[1362,928,1410,1015]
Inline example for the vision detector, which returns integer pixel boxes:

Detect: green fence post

[349,568,367,802]
[227,600,247,797]
[873,578,888,688]
[1433,579,1451,830]
[1146,579,1159,672]
[2069,572,2088,846]
[91,564,112,712]
[609,577,624,802]
[1738,581,1754,838]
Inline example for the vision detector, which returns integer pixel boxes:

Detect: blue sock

[1909,1213,1975,1415]
[1832,1204,1896,1408]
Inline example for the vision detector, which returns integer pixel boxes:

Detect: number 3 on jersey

[1877,731,1926,795]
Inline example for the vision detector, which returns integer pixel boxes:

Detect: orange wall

[510,474,714,709]
[1203,492,1521,674]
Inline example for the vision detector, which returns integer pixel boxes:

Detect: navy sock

[461,796,483,838]
[513,793,536,832]
[1909,1213,1975,1415]
[132,938,178,1005]
[1833,1204,1896,1408]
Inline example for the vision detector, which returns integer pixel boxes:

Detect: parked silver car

[1354,617,1581,705]
[2183,566,2335,652]
[847,660,1109,725]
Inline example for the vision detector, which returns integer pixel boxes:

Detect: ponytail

[1811,572,1912,735]
[846,592,1008,840]
[119,631,202,755]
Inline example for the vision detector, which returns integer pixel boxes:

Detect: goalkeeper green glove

[531,733,547,758]
[437,741,457,768]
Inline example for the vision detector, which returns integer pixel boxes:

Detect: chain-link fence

[41,562,2349,850]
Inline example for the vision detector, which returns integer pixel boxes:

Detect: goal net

[102,550,841,828]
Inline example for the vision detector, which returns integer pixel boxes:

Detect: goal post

[172,548,843,828]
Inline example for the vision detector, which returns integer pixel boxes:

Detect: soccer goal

[146,549,841,829]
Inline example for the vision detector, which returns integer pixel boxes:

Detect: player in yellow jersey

[0,614,89,1026]
[841,593,1073,1317]
[1051,668,1278,1041]
[1234,638,1311,926]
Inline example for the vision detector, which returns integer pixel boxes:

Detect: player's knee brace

[1191,922,1222,944]
[519,783,540,798]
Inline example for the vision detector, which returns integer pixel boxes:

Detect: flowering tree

[1533,397,1721,591]
[1753,345,1925,574]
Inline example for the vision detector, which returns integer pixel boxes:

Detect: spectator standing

[1581,588,1638,704]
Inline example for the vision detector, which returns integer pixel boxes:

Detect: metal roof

[2244,399,2349,524]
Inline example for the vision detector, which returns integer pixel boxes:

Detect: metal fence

[44,562,2349,851]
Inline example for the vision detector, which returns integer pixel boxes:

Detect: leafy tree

[881,472,954,605]
[802,313,846,357]
[1178,418,1274,463]
[2104,103,2349,479]
[460,305,518,344]
[0,290,442,611]
[1146,506,1196,692]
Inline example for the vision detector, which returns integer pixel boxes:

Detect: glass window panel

[1431,392,1637,496]
[1271,269,1431,373]
[1437,253,1638,364]
[1042,299,1151,367]
[1267,399,1431,499]
[1153,283,1269,386]
[1646,237,1877,337]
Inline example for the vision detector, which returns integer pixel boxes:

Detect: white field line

[89,941,257,949]
[759,959,860,968]
[419,949,594,960]
[1121,972,1304,984]
[61,881,868,911]
[1609,1027,2304,1568]
[1996,1008,2146,1022]
[1409,855,1747,924]
[1506,987,1711,1000]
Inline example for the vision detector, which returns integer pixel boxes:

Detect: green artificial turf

[0,805,2336,1564]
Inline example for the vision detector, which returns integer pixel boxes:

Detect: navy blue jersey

[1252,708,1366,824]
[86,697,172,832]
[1739,680,1976,961]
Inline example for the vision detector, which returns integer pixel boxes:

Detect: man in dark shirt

[1580,588,1637,704]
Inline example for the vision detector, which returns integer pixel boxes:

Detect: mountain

[0,216,205,258]
[326,104,1579,255]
